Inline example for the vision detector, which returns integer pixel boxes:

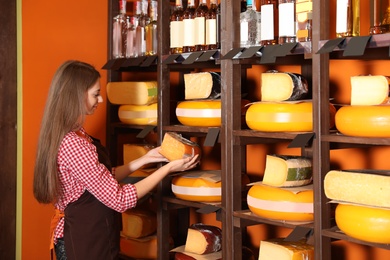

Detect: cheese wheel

[176,100,221,127]
[350,75,390,105]
[123,144,155,168]
[184,72,221,100]
[261,71,309,102]
[120,235,158,259]
[247,184,314,221]
[171,170,222,202]
[184,223,222,255]
[324,170,390,208]
[335,203,390,244]
[107,81,158,105]
[122,209,157,238]
[159,132,201,161]
[118,103,157,125]
[335,105,390,137]
[259,239,314,260]
[262,155,312,187]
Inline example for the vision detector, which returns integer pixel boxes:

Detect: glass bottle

[170,0,185,54]
[136,0,149,56]
[383,6,390,32]
[216,2,221,49]
[296,0,312,42]
[253,0,262,45]
[241,0,247,12]
[369,0,387,34]
[182,0,196,53]
[112,0,127,58]
[146,0,158,56]
[126,16,138,58]
[336,0,360,37]
[206,0,218,50]
[278,0,296,44]
[260,0,278,45]
[195,0,209,51]
[240,0,258,47]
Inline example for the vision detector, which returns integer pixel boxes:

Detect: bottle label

[279,3,295,37]
[206,19,217,44]
[170,21,184,48]
[336,0,349,33]
[260,4,274,40]
[183,19,196,46]
[240,21,249,42]
[194,17,206,45]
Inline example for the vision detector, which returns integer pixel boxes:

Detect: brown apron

[63,137,121,260]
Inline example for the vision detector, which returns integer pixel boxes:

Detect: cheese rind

[263,155,312,187]
[121,209,157,238]
[184,72,221,100]
[335,203,390,244]
[184,223,222,255]
[261,71,309,102]
[259,239,314,260]
[335,105,390,137]
[118,103,157,125]
[159,132,201,161]
[350,75,390,105]
[324,170,390,208]
[107,81,158,105]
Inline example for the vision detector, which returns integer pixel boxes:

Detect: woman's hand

[166,154,200,173]
[144,146,169,164]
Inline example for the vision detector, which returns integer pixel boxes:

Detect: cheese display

[350,75,390,105]
[261,71,309,102]
[176,100,222,127]
[335,105,390,137]
[184,223,222,255]
[120,235,158,259]
[324,170,390,208]
[107,81,158,105]
[123,144,155,168]
[247,184,314,221]
[259,239,314,260]
[171,170,221,202]
[335,203,390,244]
[118,103,157,125]
[159,132,201,161]
[262,155,312,187]
[184,72,221,100]
[122,209,157,238]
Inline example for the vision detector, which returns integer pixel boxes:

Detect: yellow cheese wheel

[245,102,313,132]
[247,184,313,221]
[176,100,221,127]
[335,105,390,137]
[335,203,390,244]
[118,103,157,125]
[171,171,222,202]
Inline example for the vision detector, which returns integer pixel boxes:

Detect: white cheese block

[324,170,390,208]
[184,72,221,100]
[261,71,309,102]
[184,223,222,255]
[259,239,314,260]
[350,75,390,105]
[118,103,157,125]
[107,81,158,105]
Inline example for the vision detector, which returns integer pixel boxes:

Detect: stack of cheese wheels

[335,75,390,137]
[324,170,390,244]
[106,81,158,125]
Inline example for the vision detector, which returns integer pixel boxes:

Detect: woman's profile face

[86,80,103,115]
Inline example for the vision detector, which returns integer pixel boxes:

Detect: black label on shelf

[182,51,204,64]
[343,36,371,57]
[204,128,220,147]
[136,125,156,139]
[238,46,263,59]
[197,50,218,62]
[220,48,244,59]
[288,132,315,148]
[316,38,345,54]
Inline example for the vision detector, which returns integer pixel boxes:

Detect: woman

[33,60,199,260]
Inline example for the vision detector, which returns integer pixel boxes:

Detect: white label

[183,19,196,46]
[279,3,295,37]
[336,0,349,33]
[240,21,249,42]
[170,21,184,48]
[176,108,221,118]
[260,4,274,41]
[205,19,217,45]
[194,17,206,45]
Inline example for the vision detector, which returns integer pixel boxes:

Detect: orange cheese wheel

[171,171,222,202]
[120,235,158,259]
[247,184,314,221]
[118,103,157,125]
[176,100,221,127]
[335,203,390,244]
[335,105,390,137]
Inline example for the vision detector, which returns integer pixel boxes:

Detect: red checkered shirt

[53,128,138,243]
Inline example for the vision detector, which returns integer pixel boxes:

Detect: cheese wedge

[123,144,155,168]
[122,209,157,238]
[107,81,158,105]
[159,132,201,161]
[184,223,222,255]
[259,239,314,260]
[184,72,221,100]
[350,75,390,105]
[262,155,312,187]
[335,105,390,137]
[118,103,157,125]
[261,71,309,102]
[324,170,390,208]
[336,203,390,244]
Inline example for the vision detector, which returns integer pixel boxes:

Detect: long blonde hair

[33,60,100,203]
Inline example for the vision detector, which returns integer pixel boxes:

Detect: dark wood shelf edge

[322,134,390,146]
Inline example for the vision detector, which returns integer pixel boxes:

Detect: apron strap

[49,208,64,250]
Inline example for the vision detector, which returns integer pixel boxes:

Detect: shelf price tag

[316,38,345,54]
[204,128,220,147]
[238,46,263,59]
[136,125,156,139]
[343,36,371,56]
[288,132,315,148]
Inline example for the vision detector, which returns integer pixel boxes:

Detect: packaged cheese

[350,75,390,105]
[159,132,201,161]
[184,223,222,255]
[122,208,157,238]
[261,71,309,102]
[259,238,314,260]
[107,81,157,105]
[184,72,221,100]
[118,103,157,125]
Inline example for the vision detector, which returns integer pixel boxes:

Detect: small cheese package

[184,72,221,100]
[350,75,390,105]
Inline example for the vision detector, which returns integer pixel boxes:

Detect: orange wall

[22,1,107,258]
